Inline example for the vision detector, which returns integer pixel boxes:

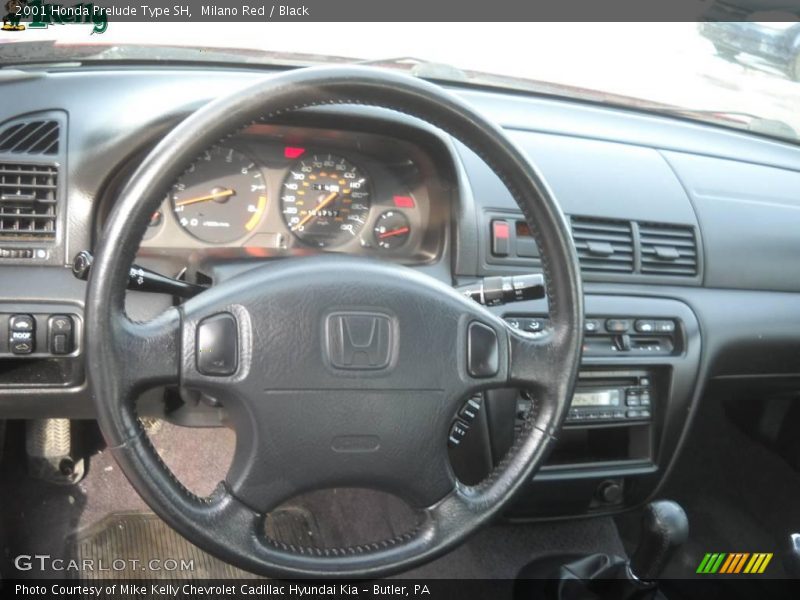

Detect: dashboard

[133,124,451,266]
[2,65,800,523]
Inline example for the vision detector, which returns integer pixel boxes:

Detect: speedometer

[280,154,371,248]
[171,146,267,244]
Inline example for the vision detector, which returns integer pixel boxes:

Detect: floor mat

[71,507,321,580]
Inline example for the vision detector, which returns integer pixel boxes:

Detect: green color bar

[710,553,726,573]
[696,553,713,574]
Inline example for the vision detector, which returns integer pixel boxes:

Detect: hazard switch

[491,220,510,256]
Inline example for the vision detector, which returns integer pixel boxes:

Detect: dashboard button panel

[1,309,81,358]
[504,315,682,357]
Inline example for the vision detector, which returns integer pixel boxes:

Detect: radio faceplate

[567,375,653,424]
[515,369,657,430]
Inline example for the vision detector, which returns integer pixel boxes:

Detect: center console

[449,295,702,520]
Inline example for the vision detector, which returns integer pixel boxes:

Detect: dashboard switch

[10,330,34,354]
[10,314,35,354]
[448,419,470,447]
[584,319,602,333]
[654,320,676,333]
[197,313,238,376]
[9,314,34,332]
[459,394,483,422]
[606,318,631,333]
[48,315,73,355]
[614,334,632,352]
[467,321,499,378]
[491,220,510,256]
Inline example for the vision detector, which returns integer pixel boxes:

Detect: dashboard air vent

[0,120,60,155]
[638,222,697,276]
[571,216,634,274]
[0,163,58,239]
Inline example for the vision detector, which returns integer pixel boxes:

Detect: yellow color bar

[758,554,773,574]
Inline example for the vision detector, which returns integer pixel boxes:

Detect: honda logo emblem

[325,311,394,370]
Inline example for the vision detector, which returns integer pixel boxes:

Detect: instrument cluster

[139,123,450,264]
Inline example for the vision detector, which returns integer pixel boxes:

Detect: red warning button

[491,220,510,256]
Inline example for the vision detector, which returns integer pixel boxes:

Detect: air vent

[0,120,60,155]
[638,222,698,276]
[0,163,58,239]
[571,216,634,274]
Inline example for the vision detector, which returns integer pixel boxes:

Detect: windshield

[3,22,800,143]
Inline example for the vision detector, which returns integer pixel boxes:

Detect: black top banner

[6,0,800,25]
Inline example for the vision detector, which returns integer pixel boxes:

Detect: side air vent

[0,163,58,239]
[639,222,698,276]
[0,120,60,155]
[571,216,634,274]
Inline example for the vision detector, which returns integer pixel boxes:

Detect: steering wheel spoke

[114,308,182,391]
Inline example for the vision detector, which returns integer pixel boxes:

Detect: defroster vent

[0,120,60,155]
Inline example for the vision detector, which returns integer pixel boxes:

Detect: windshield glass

[3,22,800,143]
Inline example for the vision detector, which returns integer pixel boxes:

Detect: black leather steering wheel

[86,66,583,578]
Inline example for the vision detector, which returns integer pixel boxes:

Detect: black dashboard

[2,65,800,522]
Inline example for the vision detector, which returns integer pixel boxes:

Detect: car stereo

[513,369,656,430]
[566,381,652,423]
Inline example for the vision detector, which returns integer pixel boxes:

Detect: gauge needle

[175,189,235,207]
[291,191,338,231]
[379,227,410,239]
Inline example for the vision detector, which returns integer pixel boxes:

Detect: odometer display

[281,154,371,248]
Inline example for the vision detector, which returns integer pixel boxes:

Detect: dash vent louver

[0,119,60,155]
[638,222,698,276]
[0,163,58,239]
[570,216,635,274]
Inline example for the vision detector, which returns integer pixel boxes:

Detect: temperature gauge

[373,210,411,250]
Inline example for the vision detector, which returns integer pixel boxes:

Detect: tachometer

[280,154,371,248]
[171,146,267,244]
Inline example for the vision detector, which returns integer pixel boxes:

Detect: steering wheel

[85,66,583,578]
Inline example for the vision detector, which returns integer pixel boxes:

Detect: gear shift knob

[629,500,689,581]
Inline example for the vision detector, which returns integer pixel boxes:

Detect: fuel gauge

[373,210,411,250]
